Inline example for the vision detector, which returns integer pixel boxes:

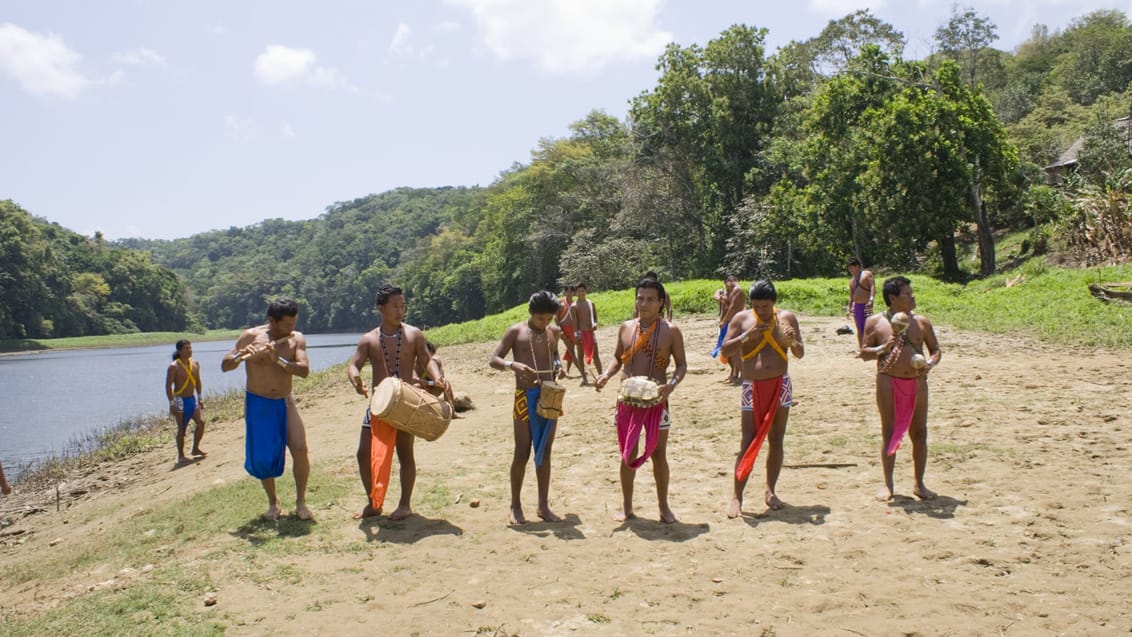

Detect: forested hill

[0,200,191,340]
[119,187,489,332]
[11,8,1132,338]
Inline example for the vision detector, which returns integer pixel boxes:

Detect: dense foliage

[0,200,191,339]
[8,8,1132,337]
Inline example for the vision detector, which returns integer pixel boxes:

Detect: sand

[2,314,1130,636]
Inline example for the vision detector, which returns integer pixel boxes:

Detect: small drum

[890,311,911,334]
[369,377,452,441]
[536,381,566,420]
[618,376,663,408]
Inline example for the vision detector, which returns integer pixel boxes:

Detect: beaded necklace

[379,326,403,378]
[527,326,555,381]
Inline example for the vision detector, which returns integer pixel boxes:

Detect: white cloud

[390,23,413,55]
[0,22,89,98]
[111,47,167,67]
[281,121,296,138]
[253,44,341,87]
[434,21,461,33]
[445,0,671,74]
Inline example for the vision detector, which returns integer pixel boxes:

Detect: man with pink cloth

[594,279,687,524]
[721,280,805,517]
[858,276,942,502]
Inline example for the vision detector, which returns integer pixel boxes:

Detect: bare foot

[765,491,784,510]
[537,508,563,522]
[191,448,207,457]
[509,506,527,525]
[659,508,680,524]
[913,485,937,500]
[875,486,894,502]
[612,509,635,522]
[389,505,413,521]
[262,505,282,521]
[294,504,314,521]
[352,503,382,520]
[727,497,743,519]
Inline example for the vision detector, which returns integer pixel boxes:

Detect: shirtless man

[574,283,603,377]
[165,339,207,465]
[717,275,746,384]
[847,258,876,347]
[594,279,687,524]
[490,290,566,524]
[556,286,585,383]
[721,280,804,515]
[221,298,313,521]
[347,284,445,520]
[858,276,941,502]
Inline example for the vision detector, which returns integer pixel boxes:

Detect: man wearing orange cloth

[347,284,446,520]
[721,280,804,517]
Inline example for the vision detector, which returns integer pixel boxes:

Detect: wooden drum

[369,377,453,441]
[536,381,566,420]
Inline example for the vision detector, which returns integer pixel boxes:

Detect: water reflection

[0,334,360,464]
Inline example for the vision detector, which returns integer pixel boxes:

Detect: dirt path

[2,315,1130,636]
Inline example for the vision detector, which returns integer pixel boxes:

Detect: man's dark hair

[375,284,403,307]
[847,257,862,268]
[643,271,659,281]
[749,279,777,302]
[724,274,738,283]
[267,297,299,320]
[529,290,559,315]
[173,339,190,361]
[637,278,667,302]
[882,276,911,308]
[575,282,587,291]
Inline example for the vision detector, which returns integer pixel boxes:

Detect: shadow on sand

[508,512,586,540]
[358,513,463,543]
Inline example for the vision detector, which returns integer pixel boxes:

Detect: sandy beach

[2,314,1130,636]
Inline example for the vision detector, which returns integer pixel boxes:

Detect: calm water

[0,333,360,465]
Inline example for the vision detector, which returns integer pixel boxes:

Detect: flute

[236,333,293,362]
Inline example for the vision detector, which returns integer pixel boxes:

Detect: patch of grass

[587,613,611,624]
[0,572,226,637]
[1,471,353,586]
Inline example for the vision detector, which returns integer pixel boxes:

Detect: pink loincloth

[887,377,917,456]
[616,401,666,469]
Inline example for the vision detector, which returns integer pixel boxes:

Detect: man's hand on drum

[657,382,674,400]
[350,375,368,397]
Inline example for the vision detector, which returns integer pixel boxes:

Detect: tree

[933,5,999,88]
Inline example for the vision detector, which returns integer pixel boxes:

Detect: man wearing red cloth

[721,280,804,516]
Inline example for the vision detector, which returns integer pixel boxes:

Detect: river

[0,333,361,466]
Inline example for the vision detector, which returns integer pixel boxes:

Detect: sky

[3,0,1131,241]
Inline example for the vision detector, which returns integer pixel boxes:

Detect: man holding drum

[858,276,941,502]
[348,284,446,521]
[490,290,566,525]
[594,279,687,524]
[721,280,804,517]
[221,298,313,521]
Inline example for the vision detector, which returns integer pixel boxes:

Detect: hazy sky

[3,0,1129,240]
